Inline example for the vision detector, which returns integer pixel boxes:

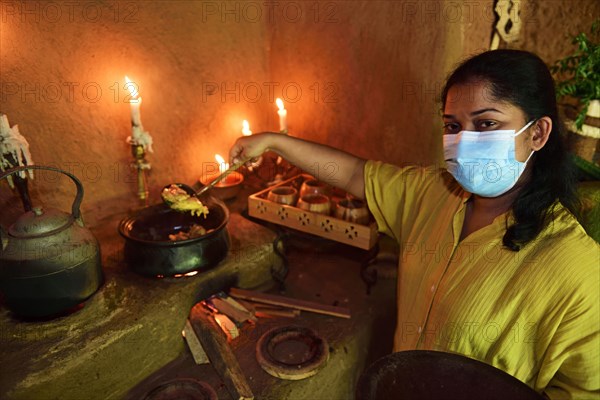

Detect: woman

[229,50,599,399]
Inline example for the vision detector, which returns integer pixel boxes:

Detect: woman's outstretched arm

[229,132,366,199]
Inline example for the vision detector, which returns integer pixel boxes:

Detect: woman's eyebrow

[443,108,504,119]
[470,108,503,116]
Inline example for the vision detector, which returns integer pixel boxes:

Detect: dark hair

[441,49,580,251]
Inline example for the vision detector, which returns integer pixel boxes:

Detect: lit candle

[242,120,252,136]
[215,154,229,176]
[215,154,236,185]
[125,76,153,153]
[276,98,287,133]
[125,76,142,127]
[241,120,260,172]
[199,154,243,199]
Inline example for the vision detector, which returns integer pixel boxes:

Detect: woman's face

[442,81,533,162]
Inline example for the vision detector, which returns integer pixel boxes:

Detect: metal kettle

[0,166,103,317]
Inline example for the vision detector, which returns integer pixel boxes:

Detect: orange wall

[1,0,598,226]
[0,1,271,224]
[267,0,490,168]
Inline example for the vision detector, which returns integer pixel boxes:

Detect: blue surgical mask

[443,121,535,197]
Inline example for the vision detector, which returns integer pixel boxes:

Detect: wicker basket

[563,100,600,165]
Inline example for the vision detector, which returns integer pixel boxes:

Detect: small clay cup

[297,194,331,215]
[335,198,370,224]
[199,171,244,200]
[267,186,298,205]
[299,179,332,198]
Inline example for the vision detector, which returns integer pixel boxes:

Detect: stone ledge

[126,238,397,400]
[0,201,279,400]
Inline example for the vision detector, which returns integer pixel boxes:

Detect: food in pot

[169,223,212,241]
[161,184,209,217]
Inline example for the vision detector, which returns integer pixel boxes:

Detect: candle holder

[130,144,150,206]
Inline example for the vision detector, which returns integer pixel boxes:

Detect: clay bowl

[335,198,370,225]
[118,198,230,277]
[297,194,331,215]
[199,171,244,200]
[267,186,298,205]
[299,179,332,198]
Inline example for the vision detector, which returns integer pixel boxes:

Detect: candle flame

[215,154,229,174]
[276,98,285,111]
[125,76,140,101]
[242,120,252,136]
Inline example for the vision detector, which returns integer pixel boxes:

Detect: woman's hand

[229,132,366,199]
[229,132,277,166]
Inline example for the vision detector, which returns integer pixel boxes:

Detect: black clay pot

[118,197,230,277]
[356,350,544,400]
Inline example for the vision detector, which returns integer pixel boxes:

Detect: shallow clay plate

[256,325,329,380]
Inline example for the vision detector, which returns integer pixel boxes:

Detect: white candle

[125,76,142,128]
[276,98,287,133]
[215,154,229,183]
[124,76,154,153]
[215,154,229,174]
[242,120,252,136]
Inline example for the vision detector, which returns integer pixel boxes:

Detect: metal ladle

[162,157,251,207]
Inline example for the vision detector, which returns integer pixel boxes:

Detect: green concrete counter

[126,236,397,400]
[0,198,279,400]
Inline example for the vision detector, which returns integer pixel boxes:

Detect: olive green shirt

[364,160,600,399]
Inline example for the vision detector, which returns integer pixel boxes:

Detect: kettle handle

[0,165,84,220]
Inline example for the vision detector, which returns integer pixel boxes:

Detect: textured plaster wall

[267,0,600,167]
[515,0,600,64]
[1,0,599,227]
[268,0,491,168]
[0,1,270,226]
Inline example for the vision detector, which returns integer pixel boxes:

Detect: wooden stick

[254,304,301,315]
[236,300,300,316]
[229,288,351,319]
[220,295,254,313]
[213,313,239,340]
[235,299,257,314]
[210,297,256,324]
[255,308,299,318]
[182,319,210,364]
[189,303,254,400]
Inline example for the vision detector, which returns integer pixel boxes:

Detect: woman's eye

[478,120,497,130]
[443,123,460,133]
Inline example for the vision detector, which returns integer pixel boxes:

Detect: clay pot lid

[256,325,329,380]
[143,378,217,400]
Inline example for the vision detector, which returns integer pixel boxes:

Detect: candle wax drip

[0,114,34,188]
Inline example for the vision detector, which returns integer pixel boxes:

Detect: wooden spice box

[248,174,378,250]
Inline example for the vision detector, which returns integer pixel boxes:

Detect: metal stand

[131,144,150,207]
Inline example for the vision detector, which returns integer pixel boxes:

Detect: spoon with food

[161,183,209,217]
[161,156,252,216]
